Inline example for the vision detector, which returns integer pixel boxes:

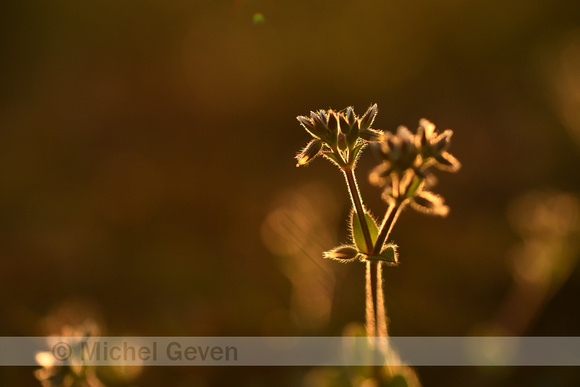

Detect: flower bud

[296,115,321,139]
[327,110,340,135]
[417,125,428,148]
[418,119,435,139]
[323,246,360,262]
[296,139,323,167]
[382,133,397,154]
[296,115,314,131]
[434,152,461,172]
[310,111,328,136]
[410,191,449,216]
[359,103,378,131]
[359,128,384,142]
[317,110,329,126]
[338,113,350,134]
[346,106,356,126]
[432,130,453,152]
[346,119,360,148]
[369,163,393,187]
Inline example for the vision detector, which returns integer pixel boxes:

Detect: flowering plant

[295,104,460,339]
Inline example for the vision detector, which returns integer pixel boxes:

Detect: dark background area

[2,0,580,386]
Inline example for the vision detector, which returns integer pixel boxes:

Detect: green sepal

[323,152,344,167]
[346,121,360,148]
[348,143,365,166]
[350,210,379,253]
[405,175,423,198]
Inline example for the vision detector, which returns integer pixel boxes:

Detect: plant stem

[367,260,383,383]
[365,261,376,337]
[342,166,373,254]
[342,165,379,342]
[372,201,405,340]
[372,201,405,256]
[376,261,387,337]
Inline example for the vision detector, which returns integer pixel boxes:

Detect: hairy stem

[376,262,387,337]
[343,165,378,340]
[371,201,405,342]
[343,167,373,254]
[372,201,405,256]
[365,261,376,338]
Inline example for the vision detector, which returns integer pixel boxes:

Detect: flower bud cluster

[370,119,460,215]
[295,104,384,168]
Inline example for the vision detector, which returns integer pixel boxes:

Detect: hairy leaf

[351,210,379,253]
[366,245,399,265]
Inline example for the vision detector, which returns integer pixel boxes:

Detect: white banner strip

[2,337,580,366]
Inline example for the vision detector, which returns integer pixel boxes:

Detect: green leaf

[366,245,398,264]
[350,210,379,253]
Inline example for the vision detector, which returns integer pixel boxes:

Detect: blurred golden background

[1,0,580,385]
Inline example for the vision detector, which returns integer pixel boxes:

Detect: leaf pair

[323,210,398,264]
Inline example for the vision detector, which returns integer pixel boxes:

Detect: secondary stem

[372,200,405,340]
[342,166,373,254]
[372,201,405,256]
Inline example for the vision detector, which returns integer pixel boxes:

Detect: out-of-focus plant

[35,320,103,387]
[295,105,460,385]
